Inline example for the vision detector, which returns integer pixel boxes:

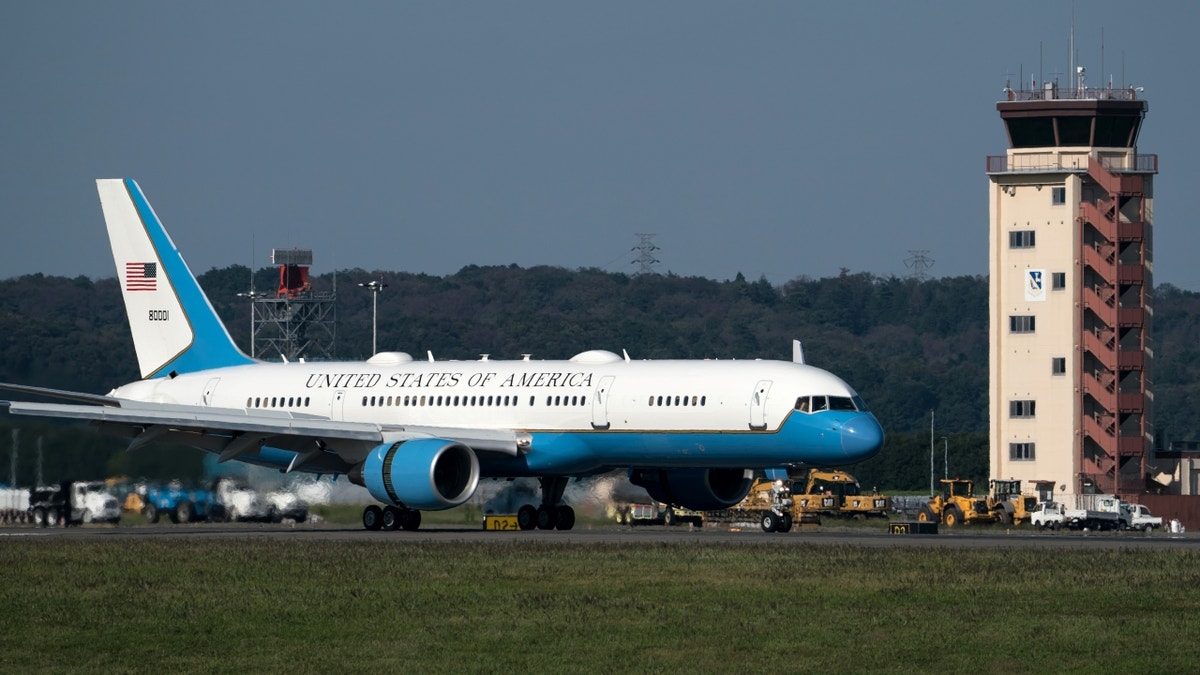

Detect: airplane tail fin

[97,179,254,379]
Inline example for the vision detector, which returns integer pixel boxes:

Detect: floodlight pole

[358,278,387,355]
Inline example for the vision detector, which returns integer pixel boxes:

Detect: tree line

[2,266,1197,492]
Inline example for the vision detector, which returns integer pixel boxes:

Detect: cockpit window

[795,395,859,413]
[829,396,856,411]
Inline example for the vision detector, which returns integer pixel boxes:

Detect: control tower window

[1010,231,1036,248]
[1010,316,1036,333]
[1009,442,1036,461]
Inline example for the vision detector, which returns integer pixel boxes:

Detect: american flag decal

[125,262,157,291]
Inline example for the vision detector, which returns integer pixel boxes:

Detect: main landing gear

[362,504,422,531]
[515,476,576,531]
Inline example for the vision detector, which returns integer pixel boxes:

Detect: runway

[6,521,1198,550]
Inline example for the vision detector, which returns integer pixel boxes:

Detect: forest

[2,265,1199,493]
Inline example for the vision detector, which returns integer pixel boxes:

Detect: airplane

[0,178,885,532]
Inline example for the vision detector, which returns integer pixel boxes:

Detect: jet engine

[628,467,754,511]
[349,439,480,510]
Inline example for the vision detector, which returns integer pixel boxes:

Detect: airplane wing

[3,394,522,474]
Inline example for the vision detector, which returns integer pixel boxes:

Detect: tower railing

[986,151,1157,175]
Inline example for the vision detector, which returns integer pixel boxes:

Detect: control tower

[986,70,1157,502]
[244,248,336,361]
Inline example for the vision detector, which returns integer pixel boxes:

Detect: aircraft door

[591,375,615,430]
[331,390,346,421]
[749,380,772,430]
[202,378,220,406]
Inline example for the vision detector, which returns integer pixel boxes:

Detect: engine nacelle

[350,439,480,510]
[628,468,754,511]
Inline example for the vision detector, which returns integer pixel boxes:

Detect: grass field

[1,538,1198,673]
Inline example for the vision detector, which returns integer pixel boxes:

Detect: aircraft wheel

[516,504,537,531]
[778,512,794,533]
[536,505,558,530]
[381,506,401,531]
[402,509,421,531]
[760,511,779,533]
[555,505,575,531]
[362,505,383,531]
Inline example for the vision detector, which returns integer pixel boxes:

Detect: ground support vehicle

[1,487,30,523]
[212,478,273,522]
[265,489,309,523]
[1,487,28,523]
[707,479,794,533]
[1029,501,1120,531]
[1082,495,1164,531]
[1122,503,1163,531]
[793,469,890,520]
[28,481,121,527]
[917,478,996,527]
[988,479,1038,525]
[142,483,215,524]
[613,501,703,527]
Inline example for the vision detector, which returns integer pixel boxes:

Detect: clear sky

[3,1,1197,288]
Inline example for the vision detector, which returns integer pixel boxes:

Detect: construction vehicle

[707,479,794,533]
[916,478,996,527]
[987,479,1037,525]
[792,469,890,520]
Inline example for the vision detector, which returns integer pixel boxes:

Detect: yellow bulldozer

[917,478,996,527]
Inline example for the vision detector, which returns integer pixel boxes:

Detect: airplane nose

[841,414,884,461]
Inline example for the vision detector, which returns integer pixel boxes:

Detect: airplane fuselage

[111,350,880,476]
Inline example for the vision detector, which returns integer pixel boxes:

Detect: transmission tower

[631,233,661,275]
[904,250,935,281]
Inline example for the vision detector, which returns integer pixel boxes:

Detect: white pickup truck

[1120,503,1163,532]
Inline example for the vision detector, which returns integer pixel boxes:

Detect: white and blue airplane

[1,179,884,531]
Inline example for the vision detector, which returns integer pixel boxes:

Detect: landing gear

[517,476,576,531]
[362,504,422,531]
[362,505,383,531]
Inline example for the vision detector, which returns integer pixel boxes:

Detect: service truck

[1029,500,1120,531]
[1121,502,1163,531]
[1084,495,1164,531]
[1,486,30,524]
[28,481,121,527]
